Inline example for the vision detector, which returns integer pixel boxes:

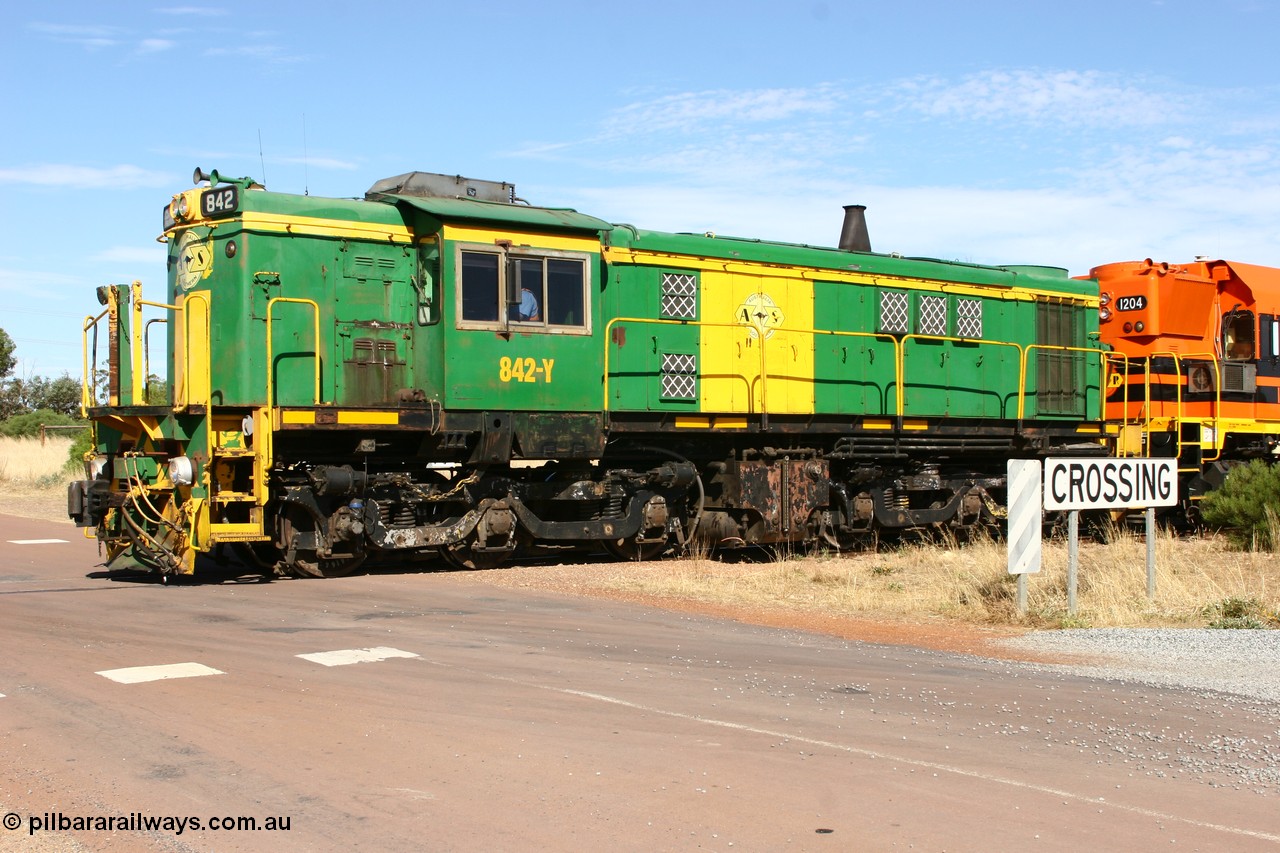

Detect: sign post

[1006,460,1043,616]
[1043,457,1178,615]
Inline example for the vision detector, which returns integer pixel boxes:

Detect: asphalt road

[1,513,1277,852]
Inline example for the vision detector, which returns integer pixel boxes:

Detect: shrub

[1202,597,1273,629]
[67,427,94,470]
[1199,460,1280,550]
[0,409,81,438]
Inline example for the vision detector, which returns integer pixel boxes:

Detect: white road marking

[296,646,420,667]
[96,663,225,684]
[441,662,1280,845]
[6,539,69,545]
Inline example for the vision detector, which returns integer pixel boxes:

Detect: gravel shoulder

[1002,627,1280,706]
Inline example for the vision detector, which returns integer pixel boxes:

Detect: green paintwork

[386,194,613,233]
[137,179,1102,424]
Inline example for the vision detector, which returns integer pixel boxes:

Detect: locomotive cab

[1094,257,1280,522]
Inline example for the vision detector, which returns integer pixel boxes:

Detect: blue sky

[2,0,1279,379]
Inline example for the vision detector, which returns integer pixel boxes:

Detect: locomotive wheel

[601,537,667,562]
[438,541,510,571]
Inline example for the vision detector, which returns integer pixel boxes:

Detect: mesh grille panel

[956,298,983,338]
[661,273,698,319]
[917,295,947,336]
[661,352,697,399]
[879,291,909,334]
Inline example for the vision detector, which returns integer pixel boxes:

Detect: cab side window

[1223,312,1255,359]
[461,252,500,322]
[457,246,590,333]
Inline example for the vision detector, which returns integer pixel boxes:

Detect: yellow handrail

[1018,344,1110,421]
[1143,350,1223,464]
[265,297,323,406]
[180,292,211,410]
[901,333,1025,419]
[80,308,110,416]
[601,317,1088,423]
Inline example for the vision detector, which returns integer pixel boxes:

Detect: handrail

[265,297,323,406]
[901,333,1025,420]
[180,292,211,410]
[1144,350,1223,464]
[143,318,168,402]
[601,316,903,419]
[1018,344,1109,421]
[602,317,1103,426]
[80,308,110,416]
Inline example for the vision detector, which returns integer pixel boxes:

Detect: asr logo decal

[736,292,784,339]
[499,356,555,383]
[175,231,213,292]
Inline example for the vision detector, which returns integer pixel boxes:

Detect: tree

[0,328,14,380]
[0,374,84,419]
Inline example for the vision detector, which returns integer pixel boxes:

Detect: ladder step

[208,522,270,543]
[212,492,258,503]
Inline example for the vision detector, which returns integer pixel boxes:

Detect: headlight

[88,455,108,479]
[169,456,194,486]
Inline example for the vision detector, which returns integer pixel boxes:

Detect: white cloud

[601,85,845,137]
[890,69,1192,127]
[203,43,302,63]
[137,38,176,54]
[28,22,124,49]
[154,6,228,15]
[0,164,174,189]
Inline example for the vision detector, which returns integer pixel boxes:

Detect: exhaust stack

[838,204,871,253]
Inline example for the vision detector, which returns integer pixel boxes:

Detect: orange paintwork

[1093,258,1280,427]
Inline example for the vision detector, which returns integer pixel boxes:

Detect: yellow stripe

[282,411,315,424]
[675,416,711,429]
[603,247,1098,306]
[337,411,399,425]
[863,418,893,430]
[902,419,929,431]
[713,417,749,429]
[1074,425,1101,433]
[237,212,413,243]
[445,225,599,254]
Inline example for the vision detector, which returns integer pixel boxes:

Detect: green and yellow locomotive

[69,169,1109,578]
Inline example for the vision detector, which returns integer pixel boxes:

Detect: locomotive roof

[380,193,614,233]
[230,181,1094,297]
[606,226,1095,297]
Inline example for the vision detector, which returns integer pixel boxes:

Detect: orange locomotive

[1093,258,1280,523]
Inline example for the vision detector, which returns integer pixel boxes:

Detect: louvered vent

[1219,362,1257,393]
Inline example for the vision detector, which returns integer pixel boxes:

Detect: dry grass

[0,436,78,524]
[0,436,75,485]
[594,529,1280,630]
